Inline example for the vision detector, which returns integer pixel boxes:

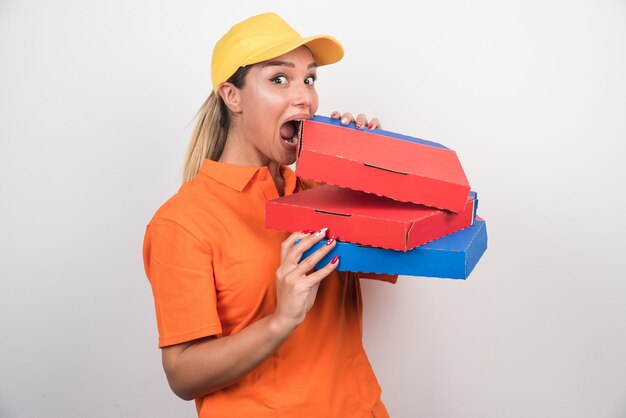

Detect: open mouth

[280,120,303,149]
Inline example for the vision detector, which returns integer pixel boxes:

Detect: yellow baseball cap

[211,12,344,92]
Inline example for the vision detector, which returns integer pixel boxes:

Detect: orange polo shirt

[143,159,391,418]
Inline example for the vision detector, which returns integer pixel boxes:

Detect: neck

[270,162,285,196]
[219,130,285,195]
[219,129,267,166]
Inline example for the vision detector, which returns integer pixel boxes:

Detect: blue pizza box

[303,218,488,279]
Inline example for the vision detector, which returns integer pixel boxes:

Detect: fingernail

[301,229,312,234]
[325,236,337,245]
[368,123,374,129]
[331,111,339,118]
[356,121,363,129]
[331,255,339,264]
[341,117,348,124]
[315,227,328,237]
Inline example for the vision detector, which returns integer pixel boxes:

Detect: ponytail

[183,65,252,182]
[183,93,227,182]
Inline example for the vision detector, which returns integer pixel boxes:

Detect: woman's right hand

[272,229,339,333]
[160,229,338,400]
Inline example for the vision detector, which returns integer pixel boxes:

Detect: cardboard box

[295,115,471,212]
[266,185,478,251]
[302,219,488,279]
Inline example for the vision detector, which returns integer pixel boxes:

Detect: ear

[218,82,242,113]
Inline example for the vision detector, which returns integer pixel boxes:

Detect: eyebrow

[261,60,317,69]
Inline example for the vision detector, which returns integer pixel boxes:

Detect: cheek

[253,92,286,122]
[311,90,320,113]
[248,82,283,107]
[241,88,283,126]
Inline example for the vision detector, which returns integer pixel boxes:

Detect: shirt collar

[199,159,297,194]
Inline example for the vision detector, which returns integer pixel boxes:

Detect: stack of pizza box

[265,116,487,279]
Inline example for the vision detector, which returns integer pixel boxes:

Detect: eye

[271,75,288,85]
[305,75,317,85]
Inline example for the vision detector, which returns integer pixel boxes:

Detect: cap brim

[301,35,344,66]
[243,34,344,68]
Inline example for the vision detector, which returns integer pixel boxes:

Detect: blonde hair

[183,66,251,182]
[183,92,227,182]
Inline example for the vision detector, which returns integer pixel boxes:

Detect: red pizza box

[295,115,471,212]
[266,184,477,251]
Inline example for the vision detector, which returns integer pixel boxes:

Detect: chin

[272,149,297,166]
[273,156,296,167]
[284,154,297,166]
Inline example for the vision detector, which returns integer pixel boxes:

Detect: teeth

[281,119,303,146]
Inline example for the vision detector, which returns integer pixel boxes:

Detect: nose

[292,82,313,109]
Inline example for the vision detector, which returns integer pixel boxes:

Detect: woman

[143,12,394,417]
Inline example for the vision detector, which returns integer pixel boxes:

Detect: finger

[279,233,329,279]
[285,228,329,266]
[291,235,337,276]
[355,113,367,130]
[280,230,314,261]
[330,111,341,119]
[367,117,382,130]
[305,254,340,284]
[340,112,354,126]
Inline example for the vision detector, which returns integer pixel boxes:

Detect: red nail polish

[356,122,363,129]
[325,236,336,245]
[315,227,328,237]
[368,123,374,129]
[302,229,312,234]
[331,255,339,264]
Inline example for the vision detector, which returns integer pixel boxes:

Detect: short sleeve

[143,218,223,347]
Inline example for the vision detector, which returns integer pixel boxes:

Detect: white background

[1,1,625,417]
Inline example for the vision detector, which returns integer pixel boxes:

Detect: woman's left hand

[330,111,382,130]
